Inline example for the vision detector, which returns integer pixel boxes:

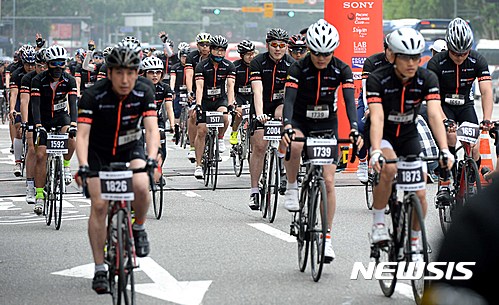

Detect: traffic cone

[478,131,494,186]
[342,144,359,173]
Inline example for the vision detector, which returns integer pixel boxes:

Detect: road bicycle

[176,87,190,149]
[288,130,357,282]
[0,89,7,124]
[436,121,481,234]
[202,111,224,191]
[41,127,68,230]
[230,104,251,177]
[370,155,439,304]
[82,163,155,305]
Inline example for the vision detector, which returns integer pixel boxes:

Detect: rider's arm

[30,77,42,126]
[425,71,448,150]
[164,87,175,129]
[476,53,493,121]
[250,58,264,116]
[195,62,204,105]
[76,92,94,166]
[226,67,236,106]
[185,55,194,94]
[19,74,31,123]
[9,72,18,114]
[143,88,160,159]
[341,65,359,130]
[283,64,300,127]
[68,77,78,125]
[169,70,176,91]
[82,50,96,72]
[366,75,384,151]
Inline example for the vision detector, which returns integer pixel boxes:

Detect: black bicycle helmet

[106,42,142,69]
[266,28,289,42]
[210,35,228,49]
[35,48,46,63]
[237,40,255,54]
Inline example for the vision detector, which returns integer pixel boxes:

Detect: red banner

[324,0,383,139]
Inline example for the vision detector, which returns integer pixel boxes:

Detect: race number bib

[306,105,329,119]
[46,134,69,154]
[396,160,425,191]
[238,86,252,94]
[444,94,465,106]
[207,87,222,97]
[241,104,250,120]
[456,122,480,144]
[99,170,134,201]
[305,137,337,165]
[206,111,224,128]
[263,121,282,141]
[53,102,67,111]
[118,129,141,146]
[387,109,415,124]
[272,90,284,101]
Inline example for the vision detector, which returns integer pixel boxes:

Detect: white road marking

[248,223,296,243]
[181,191,201,198]
[0,215,88,225]
[395,282,415,300]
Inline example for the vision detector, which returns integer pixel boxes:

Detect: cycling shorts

[442,103,478,125]
[37,114,71,146]
[88,140,146,172]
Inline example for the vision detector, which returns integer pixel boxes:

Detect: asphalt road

[0,101,495,305]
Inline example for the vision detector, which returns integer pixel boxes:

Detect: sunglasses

[449,50,469,57]
[269,41,287,49]
[146,70,163,75]
[310,50,332,57]
[291,48,307,55]
[36,63,47,69]
[49,61,66,67]
[198,43,210,48]
[93,56,104,60]
[397,54,421,62]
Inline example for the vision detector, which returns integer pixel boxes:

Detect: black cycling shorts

[199,97,228,124]
[250,100,283,131]
[292,117,339,162]
[37,114,71,146]
[382,135,422,158]
[88,140,146,172]
[235,94,252,106]
[442,103,478,125]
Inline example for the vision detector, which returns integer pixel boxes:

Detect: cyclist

[158,32,176,82]
[76,41,159,294]
[288,34,308,61]
[73,48,86,96]
[185,32,211,162]
[20,48,48,204]
[97,46,113,80]
[356,34,395,183]
[427,18,493,203]
[367,28,453,260]
[170,42,191,137]
[76,40,102,94]
[230,40,256,146]
[141,55,174,163]
[248,28,294,210]
[282,19,362,262]
[9,46,36,177]
[193,35,236,178]
[429,39,448,56]
[31,45,78,214]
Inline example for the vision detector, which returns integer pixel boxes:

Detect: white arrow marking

[52,257,212,305]
[248,223,296,243]
[181,191,201,198]
[0,202,22,211]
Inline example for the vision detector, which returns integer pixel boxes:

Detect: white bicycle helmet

[429,39,448,53]
[141,56,164,70]
[122,36,141,46]
[45,45,68,61]
[103,46,113,57]
[387,27,425,55]
[196,32,211,43]
[446,17,473,53]
[306,19,340,53]
[177,42,190,57]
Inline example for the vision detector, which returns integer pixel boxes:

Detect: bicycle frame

[455,142,473,200]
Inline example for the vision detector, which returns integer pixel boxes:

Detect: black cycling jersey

[283,54,357,129]
[166,55,179,76]
[427,50,490,107]
[30,70,78,125]
[6,61,22,75]
[20,70,38,126]
[98,63,107,79]
[362,52,390,78]
[234,59,252,96]
[77,78,156,156]
[77,63,102,92]
[170,62,186,92]
[194,58,235,102]
[154,81,173,111]
[185,50,209,93]
[249,52,294,104]
[366,65,440,139]
[68,61,78,77]
[10,66,30,92]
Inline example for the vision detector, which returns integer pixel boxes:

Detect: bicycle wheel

[117,209,135,305]
[266,149,280,223]
[406,194,429,305]
[211,132,219,191]
[203,135,212,187]
[179,108,188,148]
[232,125,245,177]
[53,158,64,230]
[260,151,269,218]
[44,169,53,226]
[309,178,328,282]
[152,175,164,220]
[365,172,374,210]
[464,158,481,203]
[437,178,454,235]
[297,183,310,272]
